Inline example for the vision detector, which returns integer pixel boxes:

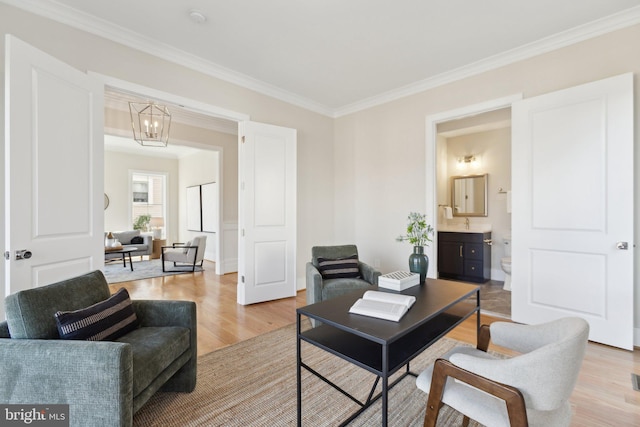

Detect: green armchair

[306,244,381,306]
[0,270,197,427]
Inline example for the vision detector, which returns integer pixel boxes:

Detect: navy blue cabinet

[438,231,491,283]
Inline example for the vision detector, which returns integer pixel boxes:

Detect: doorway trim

[93,73,249,275]
[425,94,522,276]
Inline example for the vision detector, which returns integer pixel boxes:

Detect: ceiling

[7,0,640,116]
[105,134,203,159]
[104,89,238,136]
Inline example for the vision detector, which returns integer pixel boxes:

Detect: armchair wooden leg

[423,401,444,427]
[423,359,448,427]
[462,415,470,427]
[477,324,491,352]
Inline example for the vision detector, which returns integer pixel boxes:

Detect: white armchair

[417,317,589,427]
[161,236,207,272]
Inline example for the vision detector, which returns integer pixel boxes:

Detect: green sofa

[0,270,197,427]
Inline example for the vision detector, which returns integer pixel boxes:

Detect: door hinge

[241,229,245,237]
[241,275,245,283]
[4,251,9,260]
[241,136,245,143]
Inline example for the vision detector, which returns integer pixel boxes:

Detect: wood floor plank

[110,261,640,426]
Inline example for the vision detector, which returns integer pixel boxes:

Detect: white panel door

[3,35,103,317]
[237,121,296,305]
[512,73,633,349]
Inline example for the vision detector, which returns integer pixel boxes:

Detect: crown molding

[1,0,335,117]
[4,0,640,119]
[333,5,640,117]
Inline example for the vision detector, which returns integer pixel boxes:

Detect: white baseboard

[297,275,306,291]
[204,250,216,261]
[221,258,238,274]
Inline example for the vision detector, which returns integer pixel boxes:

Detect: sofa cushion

[5,270,112,339]
[317,255,361,279]
[55,288,139,341]
[0,321,9,338]
[322,277,373,300]
[113,230,141,245]
[116,326,191,397]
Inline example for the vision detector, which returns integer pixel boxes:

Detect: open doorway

[426,95,521,319]
[102,85,243,276]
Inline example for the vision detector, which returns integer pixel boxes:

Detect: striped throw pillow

[317,255,361,279]
[54,288,139,341]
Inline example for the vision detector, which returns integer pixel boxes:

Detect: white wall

[104,150,180,243]
[440,127,512,279]
[178,150,219,261]
[334,24,640,338]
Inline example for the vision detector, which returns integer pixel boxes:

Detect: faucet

[465,217,470,230]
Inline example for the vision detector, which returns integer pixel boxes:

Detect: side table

[152,239,166,260]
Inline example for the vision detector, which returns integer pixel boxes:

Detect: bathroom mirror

[451,174,488,217]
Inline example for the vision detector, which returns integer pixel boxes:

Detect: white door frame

[92,73,249,275]
[425,94,522,277]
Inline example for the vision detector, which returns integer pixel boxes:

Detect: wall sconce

[457,155,480,170]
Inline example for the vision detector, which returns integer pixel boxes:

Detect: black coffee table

[296,278,480,426]
[105,247,137,271]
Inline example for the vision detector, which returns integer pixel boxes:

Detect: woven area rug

[134,323,483,427]
[103,259,203,284]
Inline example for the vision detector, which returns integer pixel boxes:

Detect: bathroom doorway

[426,95,519,319]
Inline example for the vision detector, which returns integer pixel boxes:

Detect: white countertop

[438,224,492,233]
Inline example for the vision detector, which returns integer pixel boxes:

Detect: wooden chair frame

[423,325,529,427]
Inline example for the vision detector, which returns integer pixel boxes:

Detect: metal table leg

[382,344,389,426]
[297,314,302,427]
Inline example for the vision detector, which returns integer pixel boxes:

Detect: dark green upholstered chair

[306,244,381,307]
[0,270,197,427]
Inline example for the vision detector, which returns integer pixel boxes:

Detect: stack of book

[377,271,420,291]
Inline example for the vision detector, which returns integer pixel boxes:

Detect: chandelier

[129,102,171,147]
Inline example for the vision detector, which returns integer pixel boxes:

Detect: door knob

[15,249,32,260]
[616,242,628,250]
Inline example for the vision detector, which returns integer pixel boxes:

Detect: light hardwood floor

[110,261,640,426]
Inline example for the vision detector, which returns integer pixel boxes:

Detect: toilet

[501,236,512,291]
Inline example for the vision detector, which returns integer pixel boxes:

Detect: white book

[348,290,416,322]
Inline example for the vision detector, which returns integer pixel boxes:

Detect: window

[132,181,149,203]
[131,172,166,233]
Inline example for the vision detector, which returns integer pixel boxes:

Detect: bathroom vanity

[438,230,491,283]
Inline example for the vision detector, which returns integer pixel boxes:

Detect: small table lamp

[150,217,165,239]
